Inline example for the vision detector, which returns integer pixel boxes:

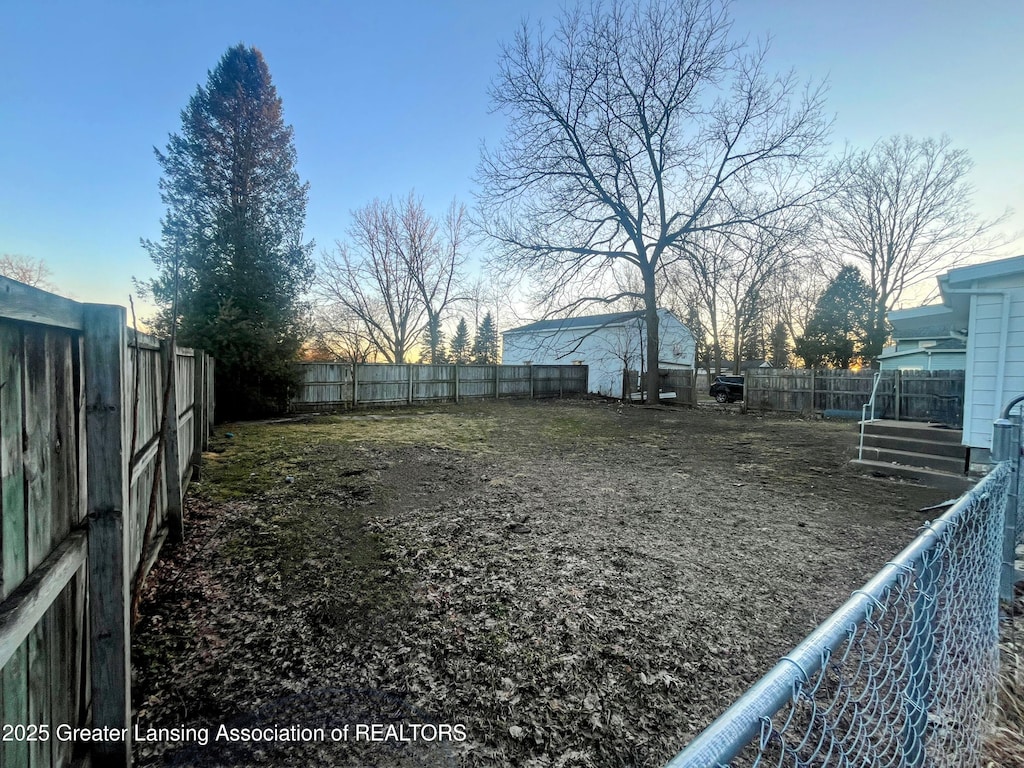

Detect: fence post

[903,551,938,767]
[208,355,216,435]
[1001,415,1022,601]
[495,364,500,399]
[408,364,414,405]
[530,364,535,400]
[559,367,564,398]
[895,369,903,421]
[191,349,205,482]
[352,363,359,408]
[162,342,183,543]
[82,304,132,768]
[454,364,460,404]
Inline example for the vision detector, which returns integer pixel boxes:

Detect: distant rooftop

[504,310,648,335]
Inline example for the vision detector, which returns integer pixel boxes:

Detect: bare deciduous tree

[477,0,829,400]
[317,199,424,363]
[315,195,467,363]
[398,196,467,363]
[309,304,376,363]
[825,134,1012,358]
[0,254,55,289]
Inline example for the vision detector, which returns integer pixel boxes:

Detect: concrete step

[860,433,968,459]
[860,420,964,444]
[857,447,967,474]
[850,459,976,493]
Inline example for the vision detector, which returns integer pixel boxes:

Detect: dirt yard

[132,398,949,767]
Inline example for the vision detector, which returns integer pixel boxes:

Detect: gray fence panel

[292,363,588,409]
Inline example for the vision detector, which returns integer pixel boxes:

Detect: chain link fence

[666,459,1016,768]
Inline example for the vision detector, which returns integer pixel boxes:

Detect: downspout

[939,285,1011,441]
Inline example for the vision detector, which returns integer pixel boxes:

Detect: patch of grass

[200,422,415,629]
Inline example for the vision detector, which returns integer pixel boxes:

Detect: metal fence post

[1001,414,1022,600]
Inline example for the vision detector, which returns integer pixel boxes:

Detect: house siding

[964,288,1024,449]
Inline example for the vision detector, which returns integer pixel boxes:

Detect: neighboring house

[501,309,695,399]
[890,254,1024,456]
[877,304,968,371]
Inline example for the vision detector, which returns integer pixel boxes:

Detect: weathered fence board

[291,362,589,410]
[744,368,966,426]
[0,276,214,767]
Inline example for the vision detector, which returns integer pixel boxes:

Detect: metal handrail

[858,371,883,461]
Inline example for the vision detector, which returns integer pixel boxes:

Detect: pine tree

[419,328,449,363]
[450,318,471,364]
[472,312,499,364]
[141,44,313,418]
[795,266,875,369]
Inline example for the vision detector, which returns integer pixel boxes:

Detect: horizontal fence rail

[745,369,966,426]
[291,362,589,410]
[666,461,1013,768]
[0,276,213,767]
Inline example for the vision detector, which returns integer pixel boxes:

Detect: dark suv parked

[709,375,743,403]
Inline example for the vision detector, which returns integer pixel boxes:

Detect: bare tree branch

[0,254,56,290]
[477,0,830,398]
[822,134,1015,356]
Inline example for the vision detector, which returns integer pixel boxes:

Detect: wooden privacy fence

[0,276,214,767]
[744,368,966,426]
[622,369,698,403]
[291,362,589,410]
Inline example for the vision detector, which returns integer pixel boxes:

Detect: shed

[501,308,695,398]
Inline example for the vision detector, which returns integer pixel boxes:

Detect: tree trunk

[644,273,659,405]
[731,312,742,374]
[710,313,722,376]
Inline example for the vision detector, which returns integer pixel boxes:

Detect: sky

[1,0,1022,314]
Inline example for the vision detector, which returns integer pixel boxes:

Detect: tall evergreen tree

[471,312,499,364]
[450,318,471,364]
[141,44,313,418]
[794,266,875,369]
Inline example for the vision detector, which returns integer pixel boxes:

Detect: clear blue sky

[2,0,1021,310]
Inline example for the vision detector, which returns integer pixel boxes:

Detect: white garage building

[501,308,695,398]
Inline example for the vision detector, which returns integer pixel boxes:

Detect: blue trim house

[886,254,1024,454]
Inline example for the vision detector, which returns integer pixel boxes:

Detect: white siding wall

[878,350,966,371]
[963,284,1024,449]
[501,310,695,398]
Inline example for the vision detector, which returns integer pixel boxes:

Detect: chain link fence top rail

[666,461,1012,768]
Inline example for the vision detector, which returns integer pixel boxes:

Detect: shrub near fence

[0,276,213,768]
[290,362,588,410]
[745,368,966,426]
